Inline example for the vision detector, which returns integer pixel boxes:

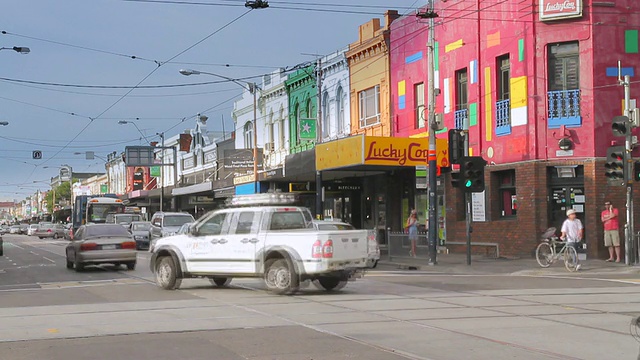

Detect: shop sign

[325,183,361,191]
[189,196,215,205]
[150,166,161,177]
[316,135,448,170]
[133,167,144,191]
[539,0,582,21]
[223,149,263,173]
[259,167,284,181]
[364,137,448,167]
[233,174,254,185]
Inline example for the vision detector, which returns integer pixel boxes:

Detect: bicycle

[535,227,580,272]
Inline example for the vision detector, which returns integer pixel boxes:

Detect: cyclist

[560,209,583,271]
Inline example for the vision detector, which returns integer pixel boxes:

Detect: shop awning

[315,135,449,171]
[172,181,212,196]
[284,149,316,181]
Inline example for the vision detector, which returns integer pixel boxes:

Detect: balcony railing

[495,99,511,136]
[454,109,468,129]
[548,89,581,128]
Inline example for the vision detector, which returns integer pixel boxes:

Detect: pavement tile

[247,302,352,316]
[577,302,640,314]
[430,295,538,307]
[514,293,640,306]
[374,307,509,321]
[282,311,391,325]
[324,298,461,312]
[487,304,599,316]
[470,286,640,296]
[537,312,634,334]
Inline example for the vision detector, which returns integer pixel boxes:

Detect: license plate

[102,245,116,250]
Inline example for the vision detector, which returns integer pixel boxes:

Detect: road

[1,234,639,360]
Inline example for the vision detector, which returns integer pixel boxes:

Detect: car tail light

[80,243,98,251]
[312,240,322,258]
[121,241,136,250]
[47,229,52,232]
[322,239,333,258]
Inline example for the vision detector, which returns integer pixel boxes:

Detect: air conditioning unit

[265,142,275,152]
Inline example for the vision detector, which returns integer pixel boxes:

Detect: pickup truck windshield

[269,211,307,230]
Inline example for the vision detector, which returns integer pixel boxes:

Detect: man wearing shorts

[601,201,621,263]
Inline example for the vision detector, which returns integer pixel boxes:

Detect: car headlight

[134,235,145,240]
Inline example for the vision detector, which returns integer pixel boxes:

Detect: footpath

[379,253,640,277]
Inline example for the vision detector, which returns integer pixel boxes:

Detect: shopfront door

[549,186,586,240]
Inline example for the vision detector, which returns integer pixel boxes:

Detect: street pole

[173,145,178,211]
[622,73,635,265]
[159,133,164,213]
[315,57,324,220]
[252,83,259,194]
[421,0,438,265]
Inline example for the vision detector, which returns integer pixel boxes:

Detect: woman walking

[406,209,418,257]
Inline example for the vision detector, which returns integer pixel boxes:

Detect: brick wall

[443,159,635,259]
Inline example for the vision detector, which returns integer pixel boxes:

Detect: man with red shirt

[601,201,620,262]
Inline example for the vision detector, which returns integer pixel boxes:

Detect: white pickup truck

[149,200,370,295]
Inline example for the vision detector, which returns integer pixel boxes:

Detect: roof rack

[226,193,299,207]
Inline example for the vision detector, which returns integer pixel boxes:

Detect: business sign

[259,167,284,181]
[233,174,254,185]
[471,191,486,222]
[539,0,582,21]
[100,184,108,193]
[223,149,263,176]
[133,167,144,191]
[316,135,448,171]
[150,166,161,177]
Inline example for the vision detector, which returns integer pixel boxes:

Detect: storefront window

[497,170,517,217]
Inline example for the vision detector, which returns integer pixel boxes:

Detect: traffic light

[459,156,487,193]
[448,129,465,165]
[612,116,631,137]
[634,161,640,182]
[605,146,626,186]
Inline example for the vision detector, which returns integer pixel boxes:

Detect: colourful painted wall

[285,66,317,154]
[347,11,398,138]
[390,0,640,164]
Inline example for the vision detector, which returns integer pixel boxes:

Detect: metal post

[172,145,178,211]
[316,57,324,220]
[159,133,164,213]
[425,0,438,265]
[623,74,635,265]
[252,84,259,194]
[464,115,472,265]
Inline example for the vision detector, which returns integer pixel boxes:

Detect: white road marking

[42,256,56,263]
[6,243,24,249]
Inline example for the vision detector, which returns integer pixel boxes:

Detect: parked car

[177,222,193,235]
[9,225,21,234]
[65,224,137,271]
[35,224,66,239]
[312,220,380,268]
[149,212,195,240]
[128,221,151,250]
[0,225,9,235]
[63,223,73,240]
[19,224,28,234]
[27,224,40,236]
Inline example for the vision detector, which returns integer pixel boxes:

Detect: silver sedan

[65,224,137,272]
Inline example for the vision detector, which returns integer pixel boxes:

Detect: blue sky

[0,0,421,201]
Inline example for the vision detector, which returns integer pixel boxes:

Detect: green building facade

[285,66,316,154]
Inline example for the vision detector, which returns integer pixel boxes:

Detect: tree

[45,180,74,213]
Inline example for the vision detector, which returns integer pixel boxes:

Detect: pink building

[390,0,640,258]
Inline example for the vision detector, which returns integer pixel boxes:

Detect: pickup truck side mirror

[188,224,198,236]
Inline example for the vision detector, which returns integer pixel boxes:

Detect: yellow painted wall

[347,14,396,138]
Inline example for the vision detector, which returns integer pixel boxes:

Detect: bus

[72,194,126,232]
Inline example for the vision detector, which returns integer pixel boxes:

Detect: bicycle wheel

[535,242,554,267]
[564,245,579,272]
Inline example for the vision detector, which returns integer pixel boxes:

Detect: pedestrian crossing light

[459,156,486,193]
[605,146,626,186]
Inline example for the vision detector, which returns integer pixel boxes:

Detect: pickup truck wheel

[317,277,347,291]
[155,256,182,290]
[74,258,85,272]
[265,258,299,295]
[208,277,232,287]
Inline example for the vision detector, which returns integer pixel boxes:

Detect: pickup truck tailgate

[316,230,369,262]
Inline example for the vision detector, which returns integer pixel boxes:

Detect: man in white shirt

[561,208,583,271]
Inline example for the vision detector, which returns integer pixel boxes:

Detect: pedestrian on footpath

[560,209,583,271]
[406,209,418,257]
[601,201,621,263]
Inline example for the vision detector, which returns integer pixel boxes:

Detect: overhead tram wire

[23,8,255,182]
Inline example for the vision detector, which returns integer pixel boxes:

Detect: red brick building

[390,0,640,258]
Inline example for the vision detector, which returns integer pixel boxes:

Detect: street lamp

[0,46,30,54]
[118,120,150,144]
[179,69,260,192]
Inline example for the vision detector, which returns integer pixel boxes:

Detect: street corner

[509,260,640,278]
